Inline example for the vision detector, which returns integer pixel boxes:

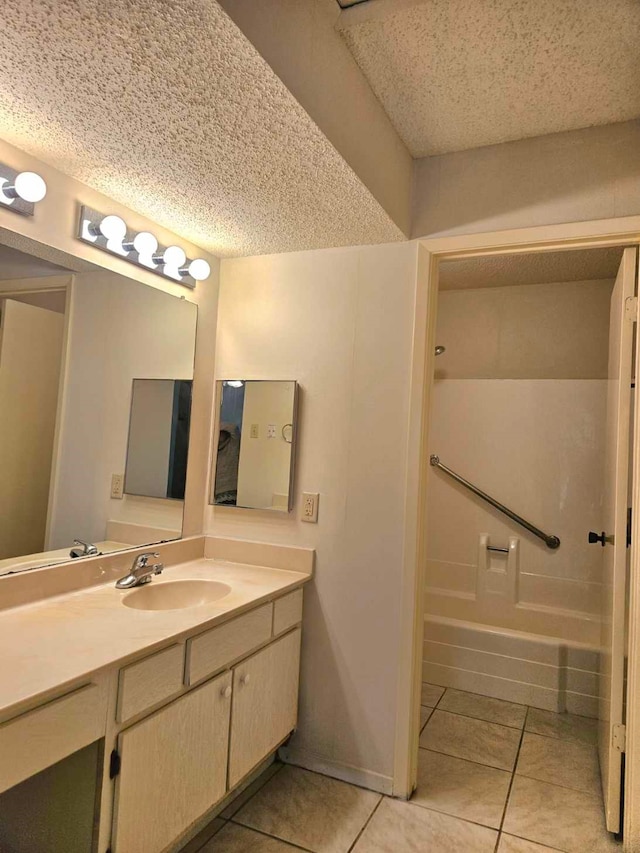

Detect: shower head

[435,345,446,356]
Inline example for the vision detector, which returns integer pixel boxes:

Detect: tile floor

[182,685,621,853]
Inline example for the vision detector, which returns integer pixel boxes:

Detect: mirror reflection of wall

[124,379,193,500]
[212,380,298,512]
[0,243,198,577]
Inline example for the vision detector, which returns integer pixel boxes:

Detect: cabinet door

[112,671,232,853]
[228,629,301,788]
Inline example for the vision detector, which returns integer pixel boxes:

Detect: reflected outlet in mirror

[211,380,298,512]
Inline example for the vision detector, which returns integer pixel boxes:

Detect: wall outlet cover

[301,492,319,523]
[111,473,124,500]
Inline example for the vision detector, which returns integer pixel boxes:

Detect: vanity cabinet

[112,671,232,853]
[229,628,301,787]
[106,593,303,853]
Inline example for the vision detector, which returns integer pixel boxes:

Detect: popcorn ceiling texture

[0,1,403,257]
[440,247,622,291]
[340,0,640,156]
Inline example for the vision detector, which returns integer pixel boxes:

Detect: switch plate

[301,492,319,523]
[250,423,259,439]
[111,473,124,499]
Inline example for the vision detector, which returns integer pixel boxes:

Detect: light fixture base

[0,164,38,217]
[77,205,198,289]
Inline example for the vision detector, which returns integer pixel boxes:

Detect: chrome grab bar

[429,455,561,550]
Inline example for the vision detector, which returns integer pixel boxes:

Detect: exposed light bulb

[13,171,47,203]
[133,231,158,255]
[188,258,211,281]
[163,245,187,267]
[99,214,127,241]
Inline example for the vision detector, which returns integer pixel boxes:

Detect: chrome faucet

[116,552,164,589]
[70,539,99,558]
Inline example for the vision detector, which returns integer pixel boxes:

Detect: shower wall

[424,278,613,714]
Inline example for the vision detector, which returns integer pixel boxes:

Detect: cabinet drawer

[117,644,184,723]
[0,681,107,794]
[273,589,303,635]
[186,604,273,686]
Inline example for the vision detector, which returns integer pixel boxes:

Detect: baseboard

[278,746,394,795]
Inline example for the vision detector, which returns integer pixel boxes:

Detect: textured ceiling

[440,247,623,291]
[0,1,403,258]
[0,244,71,280]
[339,0,640,156]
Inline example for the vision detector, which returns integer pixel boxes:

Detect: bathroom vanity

[0,537,312,853]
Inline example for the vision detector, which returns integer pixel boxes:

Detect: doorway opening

[413,242,638,851]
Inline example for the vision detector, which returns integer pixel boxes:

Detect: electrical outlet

[267,423,276,439]
[111,473,124,500]
[301,492,319,523]
[250,423,259,439]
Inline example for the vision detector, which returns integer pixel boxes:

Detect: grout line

[223,762,285,820]
[227,819,315,852]
[418,745,514,775]
[502,829,569,853]
[347,795,384,852]
[498,707,529,834]
[425,705,527,731]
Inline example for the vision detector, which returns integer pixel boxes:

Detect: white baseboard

[278,746,394,795]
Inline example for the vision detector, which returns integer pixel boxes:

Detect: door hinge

[613,723,626,753]
[625,296,638,321]
[109,749,121,779]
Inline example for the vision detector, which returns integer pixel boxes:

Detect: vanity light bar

[77,205,211,289]
[0,162,47,217]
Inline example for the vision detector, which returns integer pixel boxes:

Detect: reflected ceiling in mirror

[0,243,198,577]
[212,380,298,512]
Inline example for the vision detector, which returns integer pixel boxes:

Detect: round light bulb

[99,214,127,241]
[188,258,211,281]
[14,171,47,203]
[163,245,186,267]
[133,231,158,255]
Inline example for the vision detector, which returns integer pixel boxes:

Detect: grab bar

[429,455,561,550]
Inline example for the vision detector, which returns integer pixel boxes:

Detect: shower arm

[429,455,560,550]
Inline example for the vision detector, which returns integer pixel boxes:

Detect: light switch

[301,492,319,523]
[250,423,259,439]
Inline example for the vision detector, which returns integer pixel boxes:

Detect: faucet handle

[133,551,160,569]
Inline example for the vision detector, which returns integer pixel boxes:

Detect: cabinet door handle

[221,685,232,698]
[239,674,251,686]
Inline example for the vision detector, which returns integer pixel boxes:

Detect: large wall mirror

[0,242,197,577]
[211,380,298,511]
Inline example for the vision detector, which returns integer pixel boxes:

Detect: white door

[599,246,638,833]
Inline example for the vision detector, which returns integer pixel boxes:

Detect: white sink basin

[122,579,232,611]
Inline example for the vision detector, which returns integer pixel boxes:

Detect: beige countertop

[0,557,309,721]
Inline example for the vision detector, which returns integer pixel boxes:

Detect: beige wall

[217,0,413,236]
[435,279,614,379]
[426,278,612,647]
[208,242,420,791]
[412,120,640,239]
